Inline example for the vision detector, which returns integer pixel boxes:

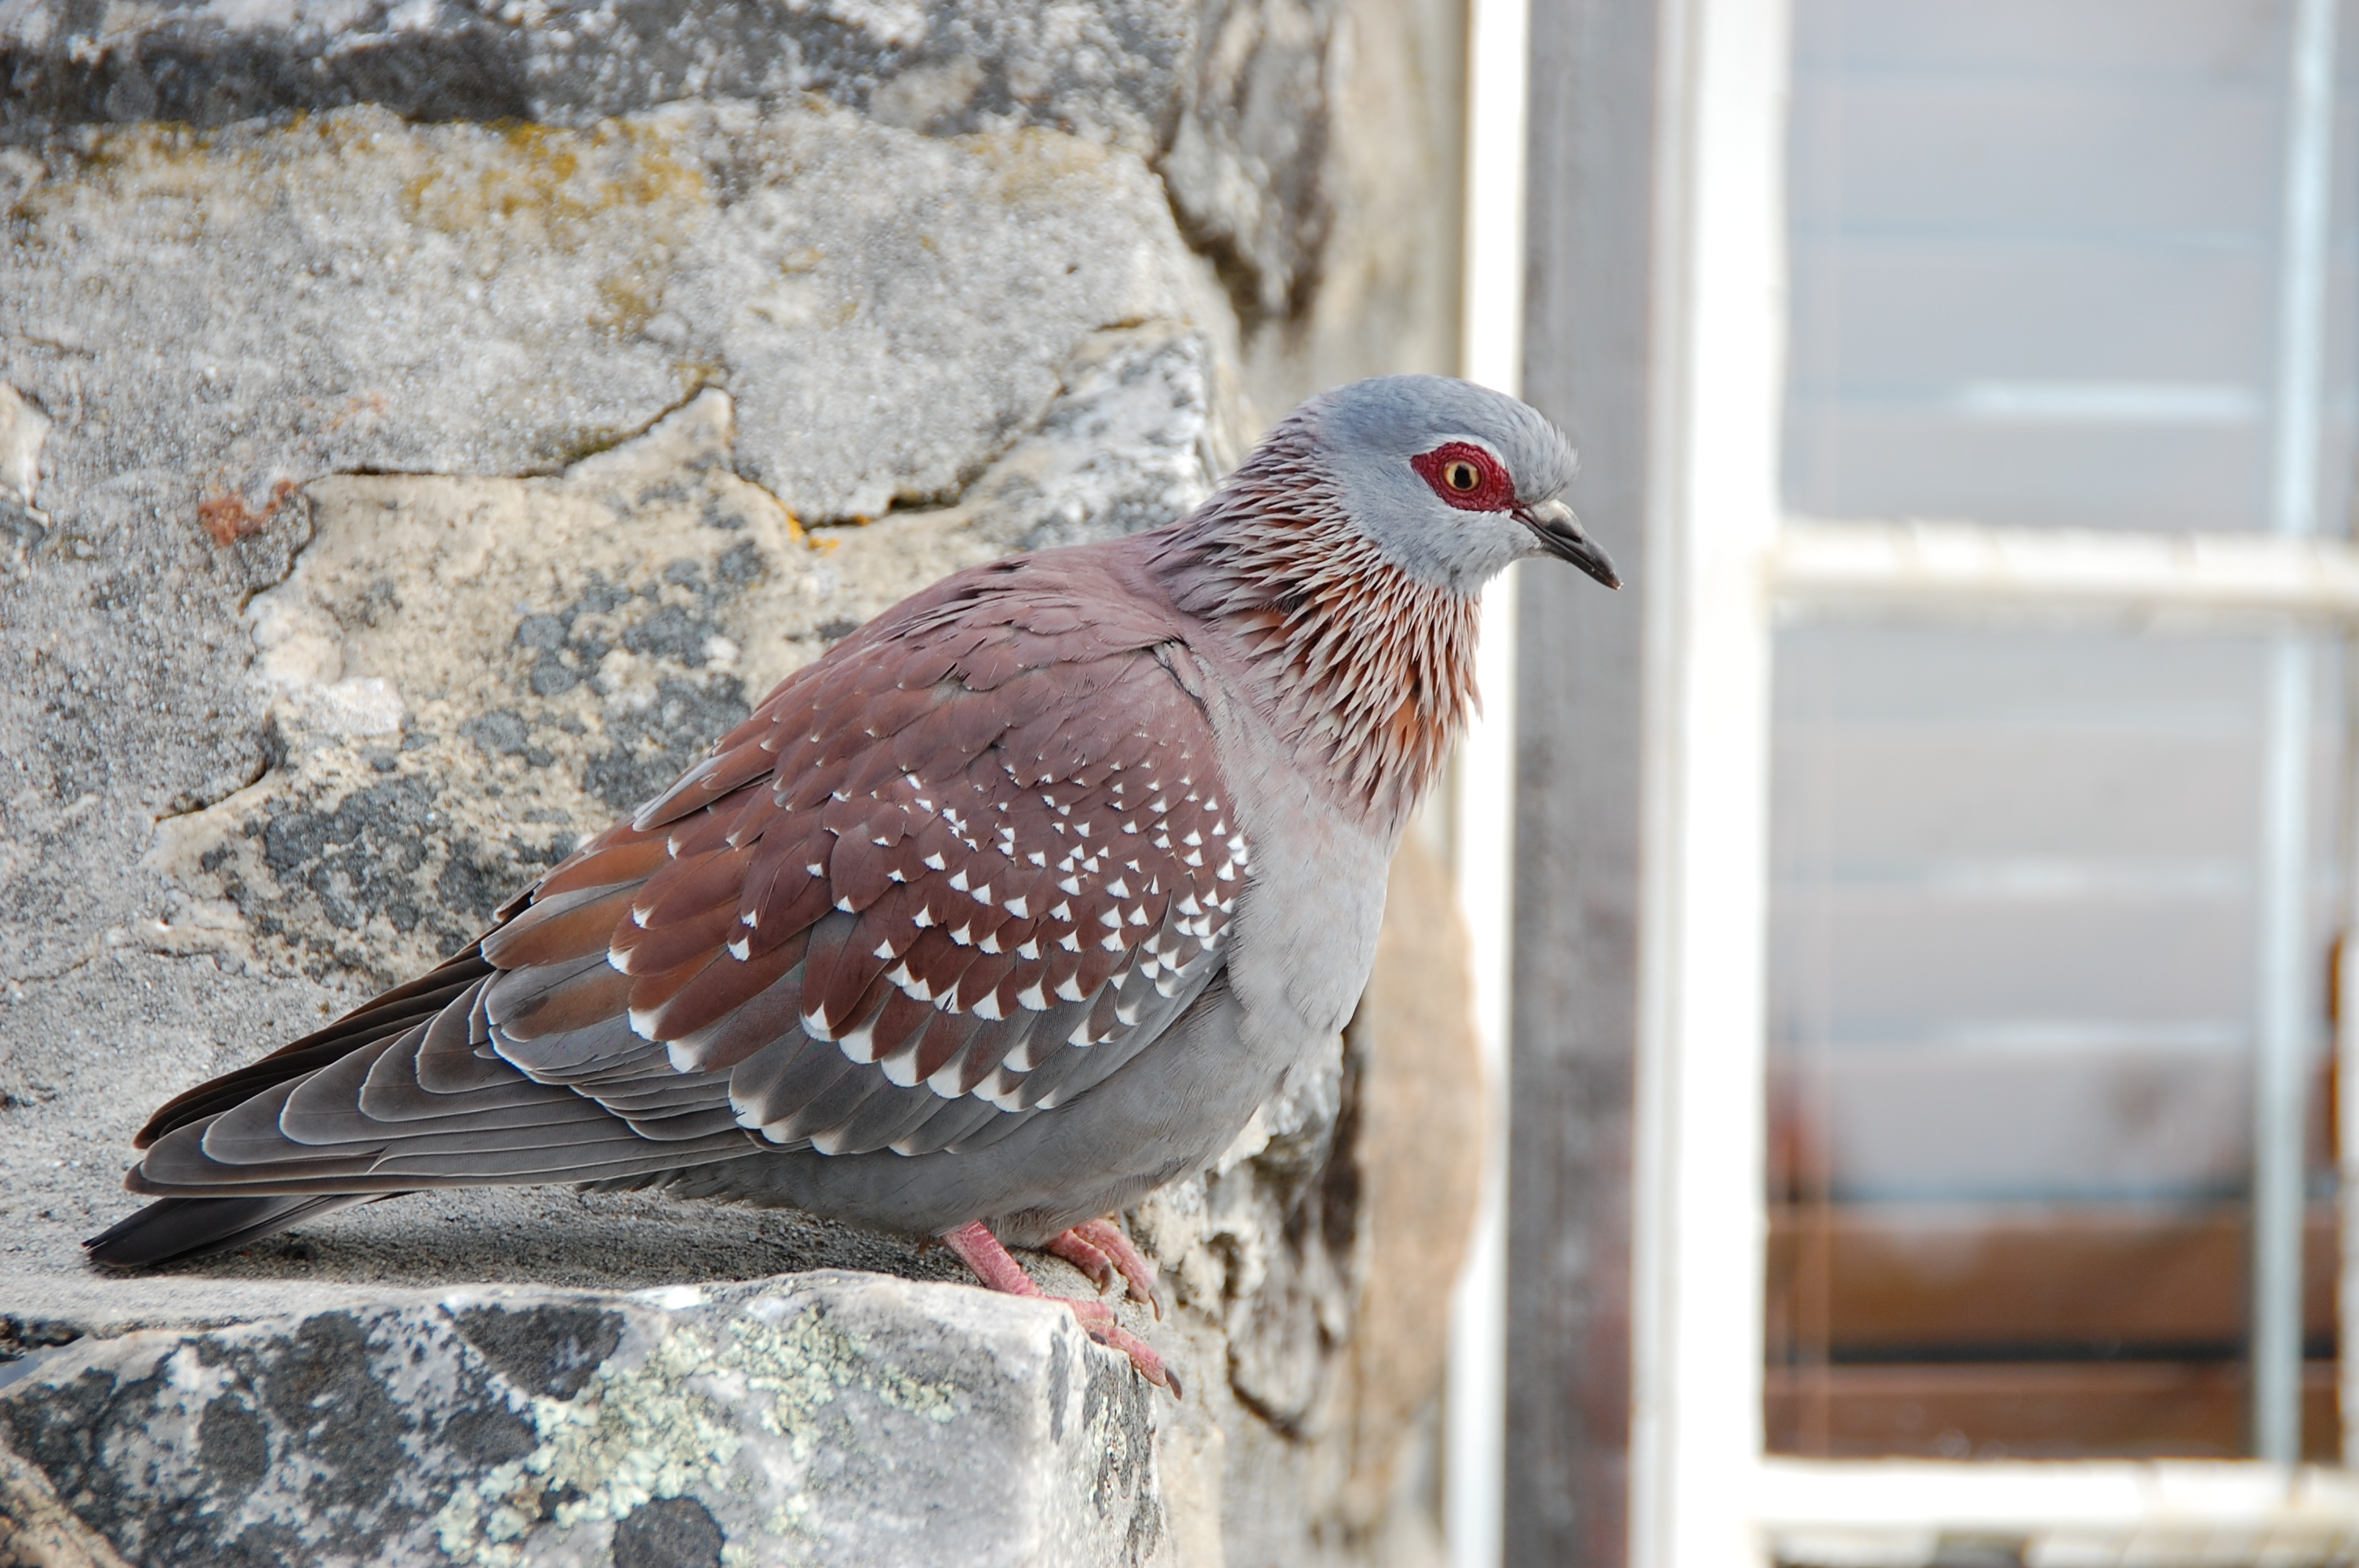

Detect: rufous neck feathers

[1151,426,1481,829]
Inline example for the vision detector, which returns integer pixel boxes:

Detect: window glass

[1784,0,2358,534]
[1767,624,2341,1460]
[1771,0,2359,1461]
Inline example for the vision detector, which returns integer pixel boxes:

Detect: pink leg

[940,1220,1181,1398]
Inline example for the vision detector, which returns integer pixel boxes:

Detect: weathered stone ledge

[2,1269,1172,1568]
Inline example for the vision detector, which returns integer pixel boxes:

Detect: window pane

[1783,0,2359,533]
[1772,0,2359,1464]
[1765,623,2342,1459]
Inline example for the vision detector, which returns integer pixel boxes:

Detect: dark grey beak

[1517,499,1620,589]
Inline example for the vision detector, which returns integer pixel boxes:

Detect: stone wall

[0,2,1477,1563]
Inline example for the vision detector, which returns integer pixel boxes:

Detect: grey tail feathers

[83,1193,383,1270]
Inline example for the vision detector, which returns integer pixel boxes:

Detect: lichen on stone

[433,1325,741,1566]
[726,1294,962,1459]
[431,1292,961,1567]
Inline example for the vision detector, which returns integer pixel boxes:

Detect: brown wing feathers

[118,554,1248,1209]
[131,948,496,1148]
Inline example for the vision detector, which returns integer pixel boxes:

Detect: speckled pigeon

[87,376,1617,1390]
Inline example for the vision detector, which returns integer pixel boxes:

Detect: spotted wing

[122,552,1247,1205]
[500,561,1248,1156]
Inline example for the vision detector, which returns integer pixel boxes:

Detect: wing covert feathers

[113,549,1245,1221]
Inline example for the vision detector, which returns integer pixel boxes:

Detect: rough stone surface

[154,338,1229,988]
[0,1,1198,154]
[0,0,1463,412]
[0,95,1238,999]
[0,2,1476,1561]
[1,1272,1167,1567]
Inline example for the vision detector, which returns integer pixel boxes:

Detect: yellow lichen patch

[402,120,711,260]
[431,1301,960,1567]
[56,108,419,208]
[35,110,716,328]
[957,125,1123,210]
[394,118,715,329]
[594,269,665,338]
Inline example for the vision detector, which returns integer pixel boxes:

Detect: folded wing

[123,552,1247,1203]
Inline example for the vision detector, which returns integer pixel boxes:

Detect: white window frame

[1615,0,2359,1563]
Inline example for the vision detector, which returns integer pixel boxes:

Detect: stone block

[0,1272,1167,1567]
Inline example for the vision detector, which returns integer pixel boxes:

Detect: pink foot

[940,1220,1181,1398]
[1047,1218,1164,1319]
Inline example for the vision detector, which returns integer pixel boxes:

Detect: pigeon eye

[1412,442,1510,511]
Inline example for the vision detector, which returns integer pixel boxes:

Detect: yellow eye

[1446,460,1479,492]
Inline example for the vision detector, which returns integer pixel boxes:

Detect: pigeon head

[1154,376,1616,824]
[1300,374,1618,594]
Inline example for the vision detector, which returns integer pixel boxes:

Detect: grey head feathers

[1292,374,1611,594]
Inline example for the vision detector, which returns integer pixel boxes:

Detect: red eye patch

[1410,441,1515,512]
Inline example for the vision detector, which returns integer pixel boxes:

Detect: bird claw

[1046,1217,1165,1319]
[940,1218,1180,1397]
[1072,1218,1165,1319]
[1064,1298,1183,1399]
[1045,1228,1121,1294]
